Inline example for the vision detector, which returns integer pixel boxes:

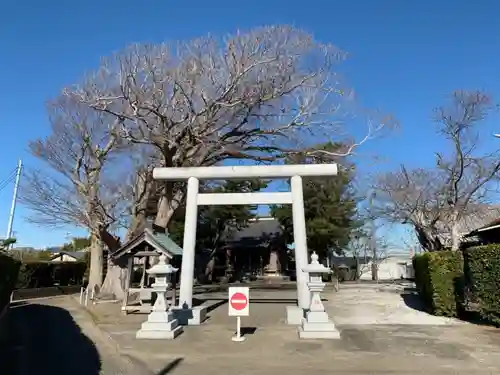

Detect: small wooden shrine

[110,222,183,314]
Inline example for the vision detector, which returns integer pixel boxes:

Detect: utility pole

[369,190,378,282]
[6,160,23,248]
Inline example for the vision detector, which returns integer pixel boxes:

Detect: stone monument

[298,252,340,339]
[136,254,183,339]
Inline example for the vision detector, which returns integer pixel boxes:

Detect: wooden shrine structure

[110,223,183,314]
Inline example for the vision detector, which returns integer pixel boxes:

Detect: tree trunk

[96,228,124,298]
[414,224,442,252]
[99,261,128,300]
[154,190,183,228]
[371,262,378,282]
[88,234,104,290]
[450,221,461,251]
[355,256,360,281]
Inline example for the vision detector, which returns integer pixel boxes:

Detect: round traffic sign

[230,292,248,311]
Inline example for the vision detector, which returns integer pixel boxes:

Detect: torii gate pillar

[153,164,338,325]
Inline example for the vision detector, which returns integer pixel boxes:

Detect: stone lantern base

[297,310,340,339]
[136,311,183,340]
[298,252,341,340]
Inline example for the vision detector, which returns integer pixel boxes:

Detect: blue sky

[1,0,499,249]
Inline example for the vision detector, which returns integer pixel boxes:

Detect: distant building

[330,253,414,281]
[463,217,500,245]
[359,254,414,281]
[50,251,87,262]
[437,206,500,247]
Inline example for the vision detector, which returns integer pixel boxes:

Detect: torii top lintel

[152,163,338,181]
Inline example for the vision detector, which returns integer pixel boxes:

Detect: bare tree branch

[66,26,385,228]
[20,95,126,288]
[374,90,500,251]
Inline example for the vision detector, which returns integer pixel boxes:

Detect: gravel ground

[327,282,465,325]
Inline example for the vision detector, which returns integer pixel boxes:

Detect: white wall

[51,254,78,262]
[359,256,414,281]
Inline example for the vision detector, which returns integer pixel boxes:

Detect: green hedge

[413,251,464,317]
[16,261,87,289]
[463,244,500,326]
[0,253,21,311]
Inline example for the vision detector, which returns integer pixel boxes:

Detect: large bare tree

[374,167,447,251]
[24,26,391,298]
[375,91,500,251]
[69,26,389,224]
[434,90,500,249]
[20,95,126,289]
[70,26,366,297]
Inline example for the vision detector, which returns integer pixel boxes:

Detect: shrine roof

[225,217,282,242]
[111,228,182,260]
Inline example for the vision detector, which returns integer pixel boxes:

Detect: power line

[0,167,17,185]
[0,169,17,193]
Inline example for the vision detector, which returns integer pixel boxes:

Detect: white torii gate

[153,163,338,325]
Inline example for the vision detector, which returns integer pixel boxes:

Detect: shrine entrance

[152,163,338,325]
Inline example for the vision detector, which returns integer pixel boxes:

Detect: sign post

[228,286,249,342]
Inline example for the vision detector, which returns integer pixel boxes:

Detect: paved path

[2,297,152,375]
[4,286,500,375]
[90,287,500,375]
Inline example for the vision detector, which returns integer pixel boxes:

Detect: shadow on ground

[400,289,500,329]
[401,292,428,313]
[156,358,184,375]
[193,297,227,312]
[5,303,101,375]
[459,310,497,327]
[240,326,257,336]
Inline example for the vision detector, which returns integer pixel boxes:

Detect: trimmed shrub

[16,261,86,289]
[0,253,21,311]
[412,251,464,317]
[413,254,431,307]
[463,244,500,326]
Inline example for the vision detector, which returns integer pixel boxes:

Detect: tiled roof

[146,230,183,256]
[111,228,183,259]
[437,206,500,242]
[226,218,282,241]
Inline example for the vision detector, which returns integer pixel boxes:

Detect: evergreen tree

[271,143,359,261]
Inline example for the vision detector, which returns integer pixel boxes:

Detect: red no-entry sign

[230,292,248,310]
[228,287,249,317]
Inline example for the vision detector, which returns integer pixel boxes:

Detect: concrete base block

[135,319,183,340]
[301,320,339,332]
[136,323,183,340]
[297,326,340,339]
[297,317,341,340]
[286,305,304,325]
[171,305,208,325]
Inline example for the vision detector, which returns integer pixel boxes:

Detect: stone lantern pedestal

[298,252,340,340]
[136,254,183,340]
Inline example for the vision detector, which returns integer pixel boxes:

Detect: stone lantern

[298,252,340,339]
[136,254,183,339]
